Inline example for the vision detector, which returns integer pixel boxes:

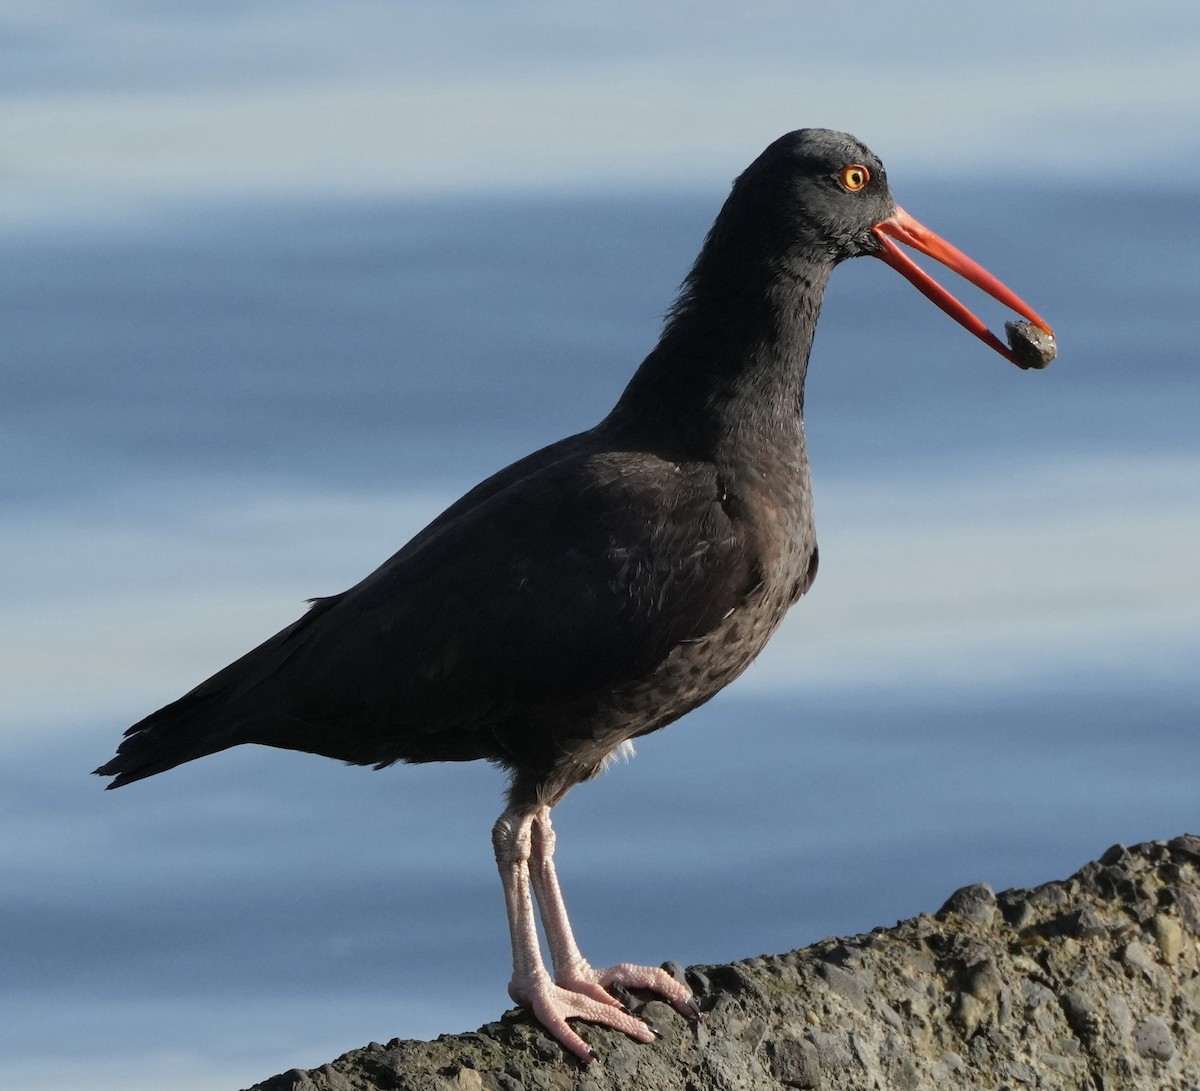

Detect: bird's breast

[639,468,816,717]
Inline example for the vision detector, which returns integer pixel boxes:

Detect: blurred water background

[2,4,1198,1089]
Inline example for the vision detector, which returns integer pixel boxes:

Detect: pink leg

[528,807,697,1017]
[492,807,693,1063]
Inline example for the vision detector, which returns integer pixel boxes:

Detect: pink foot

[563,961,700,1022]
[509,970,658,1063]
[494,807,698,1063]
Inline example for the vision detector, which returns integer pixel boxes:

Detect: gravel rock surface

[245,836,1200,1091]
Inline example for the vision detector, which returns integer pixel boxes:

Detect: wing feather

[100,446,760,781]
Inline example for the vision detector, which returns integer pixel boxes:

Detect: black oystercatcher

[95,129,1053,1062]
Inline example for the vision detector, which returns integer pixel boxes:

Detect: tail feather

[94,603,336,788]
[93,690,242,789]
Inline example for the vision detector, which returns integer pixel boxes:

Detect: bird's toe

[509,973,656,1063]
[592,961,699,1018]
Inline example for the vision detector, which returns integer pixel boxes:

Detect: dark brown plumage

[95,128,1051,1062]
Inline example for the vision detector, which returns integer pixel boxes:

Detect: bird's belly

[496,474,817,804]
[539,535,816,798]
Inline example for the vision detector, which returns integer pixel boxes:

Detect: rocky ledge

[246,836,1200,1091]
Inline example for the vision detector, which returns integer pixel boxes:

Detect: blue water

[2,181,1198,1090]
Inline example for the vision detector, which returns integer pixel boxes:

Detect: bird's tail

[95,599,350,788]
[93,690,242,789]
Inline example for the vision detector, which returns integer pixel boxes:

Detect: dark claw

[610,983,636,1009]
[661,960,688,985]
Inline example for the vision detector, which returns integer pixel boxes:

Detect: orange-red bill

[872,206,1053,367]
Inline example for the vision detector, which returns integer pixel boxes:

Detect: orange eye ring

[838,164,870,192]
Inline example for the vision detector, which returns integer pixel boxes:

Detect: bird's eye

[838,164,870,192]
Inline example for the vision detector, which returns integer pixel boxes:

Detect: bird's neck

[606,246,832,466]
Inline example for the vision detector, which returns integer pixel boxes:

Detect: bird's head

[728,128,1053,366]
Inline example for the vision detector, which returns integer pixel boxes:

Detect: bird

[95,128,1053,1063]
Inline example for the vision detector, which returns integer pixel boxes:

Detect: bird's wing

[277,450,758,738]
[108,447,762,776]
